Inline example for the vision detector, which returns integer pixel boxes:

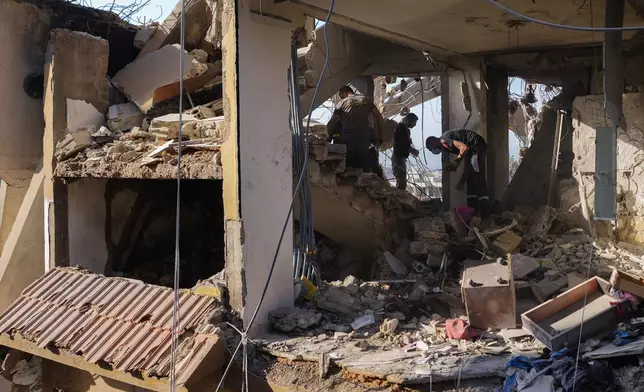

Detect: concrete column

[43,30,109,270]
[222,0,297,334]
[0,1,50,187]
[486,66,509,202]
[442,66,485,209]
[0,182,30,254]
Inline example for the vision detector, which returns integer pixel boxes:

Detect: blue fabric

[471,153,480,173]
[503,349,570,391]
[612,328,638,346]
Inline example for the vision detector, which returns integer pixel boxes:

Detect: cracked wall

[572,94,644,244]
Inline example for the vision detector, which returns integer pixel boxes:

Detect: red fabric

[446,319,479,340]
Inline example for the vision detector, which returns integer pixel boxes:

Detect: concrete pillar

[0,1,50,187]
[0,182,30,254]
[486,66,509,201]
[222,0,298,334]
[0,166,44,312]
[441,66,485,209]
[43,30,109,270]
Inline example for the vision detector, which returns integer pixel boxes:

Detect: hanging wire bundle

[289,43,318,284]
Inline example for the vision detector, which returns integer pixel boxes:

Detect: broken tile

[511,254,539,279]
[107,103,144,132]
[491,231,522,255]
[112,45,207,113]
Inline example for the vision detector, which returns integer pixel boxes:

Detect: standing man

[426,129,490,218]
[391,113,419,190]
[326,86,384,173]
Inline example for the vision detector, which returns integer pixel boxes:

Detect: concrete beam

[380,77,440,119]
[0,166,44,312]
[0,1,50,186]
[43,29,109,269]
[223,0,294,335]
[486,66,509,202]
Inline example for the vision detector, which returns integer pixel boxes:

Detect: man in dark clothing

[391,113,419,190]
[369,130,385,179]
[327,86,384,173]
[426,129,490,218]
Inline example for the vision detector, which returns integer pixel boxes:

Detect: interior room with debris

[3,0,644,391]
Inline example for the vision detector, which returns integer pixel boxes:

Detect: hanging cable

[169,0,186,388]
[214,0,336,390]
[481,0,644,31]
[419,75,427,165]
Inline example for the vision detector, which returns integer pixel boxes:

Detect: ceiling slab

[289,0,643,55]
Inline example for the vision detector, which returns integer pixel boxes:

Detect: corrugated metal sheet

[0,267,221,382]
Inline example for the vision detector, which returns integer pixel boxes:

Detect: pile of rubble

[54,13,224,180]
[257,203,644,390]
[306,122,417,225]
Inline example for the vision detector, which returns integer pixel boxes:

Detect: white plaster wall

[572,94,644,243]
[68,179,108,273]
[237,8,294,332]
[0,1,50,186]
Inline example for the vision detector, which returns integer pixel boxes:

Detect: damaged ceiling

[288,0,643,55]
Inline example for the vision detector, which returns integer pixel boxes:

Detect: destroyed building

[2,0,644,390]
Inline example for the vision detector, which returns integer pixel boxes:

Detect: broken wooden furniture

[522,277,620,351]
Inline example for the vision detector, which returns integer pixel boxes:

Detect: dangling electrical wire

[169,0,186,388]
[214,0,336,390]
[419,75,427,165]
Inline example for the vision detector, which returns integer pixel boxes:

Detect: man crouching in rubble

[426,129,491,220]
[326,86,384,173]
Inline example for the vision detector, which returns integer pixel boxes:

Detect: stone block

[148,113,198,140]
[511,254,539,280]
[133,25,158,48]
[532,276,568,302]
[383,251,409,276]
[409,240,447,258]
[492,231,522,255]
[309,144,328,161]
[112,44,207,113]
[107,103,144,132]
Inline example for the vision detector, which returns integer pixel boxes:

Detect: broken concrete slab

[528,205,556,238]
[133,25,158,49]
[137,0,213,58]
[567,272,587,288]
[532,276,568,302]
[269,307,322,333]
[112,44,207,113]
[107,103,144,132]
[54,132,92,161]
[409,240,447,258]
[512,254,539,280]
[66,98,105,133]
[383,251,409,276]
[148,113,199,140]
[492,231,522,255]
[316,286,362,316]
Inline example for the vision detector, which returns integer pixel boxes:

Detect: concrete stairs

[296,123,418,260]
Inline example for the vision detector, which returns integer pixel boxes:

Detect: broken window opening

[104,179,224,288]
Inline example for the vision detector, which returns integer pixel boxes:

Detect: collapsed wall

[572,93,644,244]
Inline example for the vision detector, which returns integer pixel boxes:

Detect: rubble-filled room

[7,0,644,391]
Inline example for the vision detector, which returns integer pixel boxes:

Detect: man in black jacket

[426,129,490,218]
[391,113,419,190]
